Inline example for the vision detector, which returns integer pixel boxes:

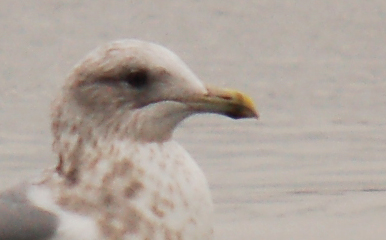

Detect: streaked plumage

[0,39,258,240]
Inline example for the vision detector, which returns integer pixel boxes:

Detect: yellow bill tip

[193,86,259,120]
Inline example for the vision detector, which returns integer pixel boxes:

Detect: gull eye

[122,69,148,89]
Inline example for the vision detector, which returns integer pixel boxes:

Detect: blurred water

[1,1,386,239]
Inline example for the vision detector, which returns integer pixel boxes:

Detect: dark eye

[122,69,148,89]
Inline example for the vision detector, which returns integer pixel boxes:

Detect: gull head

[52,39,258,143]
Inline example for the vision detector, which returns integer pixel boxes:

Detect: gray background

[1,1,386,239]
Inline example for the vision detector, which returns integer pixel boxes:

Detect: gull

[0,39,258,240]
